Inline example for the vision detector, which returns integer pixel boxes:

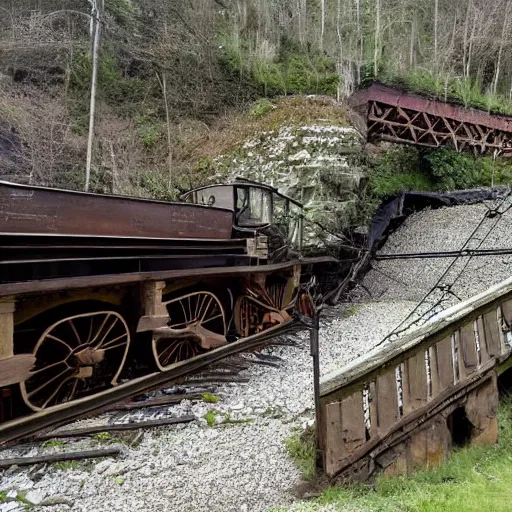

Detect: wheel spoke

[102,341,128,351]
[101,333,128,348]
[89,313,111,345]
[46,334,73,351]
[30,359,68,375]
[69,319,81,345]
[202,313,224,324]
[97,317,119,347]
[41,376,75,409]
[85,317,94,344]
[199,297,213,322]
[27,367,74,398]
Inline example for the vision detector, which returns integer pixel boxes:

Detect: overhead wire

[375,189,512,346]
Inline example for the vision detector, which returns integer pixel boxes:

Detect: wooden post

[0,302,15,360]
[310,312,322,473]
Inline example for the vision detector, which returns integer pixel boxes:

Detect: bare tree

[85,0,101,192]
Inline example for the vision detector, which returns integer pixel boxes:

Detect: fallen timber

[35,416,196,441]
[0,448,121,469]
[0,178,335,442]
[318,275,512,482]
[350,83,512,157]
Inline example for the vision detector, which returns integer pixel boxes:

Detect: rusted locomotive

[0,179,332,427]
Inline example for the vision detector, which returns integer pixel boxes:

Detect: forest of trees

[0,0,511,194]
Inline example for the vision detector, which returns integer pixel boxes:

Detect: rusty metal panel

[403,351,428,415]
[483,309,502,357]
[376,370,399,435]
[0,181,234,240]
[361,84,512,132]
[350,84,512,157]
[459,323,478,375]
[431,336,454,397]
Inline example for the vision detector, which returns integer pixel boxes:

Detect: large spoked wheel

[152,291,227,371]
[234,279,293,337]
[20,311,130,412]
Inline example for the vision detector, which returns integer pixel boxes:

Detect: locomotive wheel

[20,311,130,412]
[234,280,294,337]
[152,291,227,371]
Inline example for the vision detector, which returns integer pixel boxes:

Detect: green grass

[379,69,512,116]
[280,398,512,512]
[341,305,359,319]
[52,460,81,471]
[92,432,113,441]
[285,425,316,481]
[42,439,66,449]
[204,410,218,427]
[202,393,221,404]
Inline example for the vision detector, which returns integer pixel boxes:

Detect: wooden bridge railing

[318,276,512,482]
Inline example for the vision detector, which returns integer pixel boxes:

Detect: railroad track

[0,321,301,447]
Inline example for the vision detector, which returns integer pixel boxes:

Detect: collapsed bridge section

[350,83,512,157]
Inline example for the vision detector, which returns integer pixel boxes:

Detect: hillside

[2,0,512,200]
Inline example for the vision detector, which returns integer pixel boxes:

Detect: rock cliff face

[209,119,367,252]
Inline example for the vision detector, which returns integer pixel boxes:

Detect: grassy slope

[282,398,512,512]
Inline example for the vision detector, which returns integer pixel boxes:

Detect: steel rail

[0,320,301,447]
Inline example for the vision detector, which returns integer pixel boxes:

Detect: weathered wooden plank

[0,448,121,469]
[459,323,478,376]
[341,391,366,453]
[403,351,428,415]
[36,416,196,441]
[476,316,490,365]
[0,354,35,387]
[483,309,502,357]
[502,299,512,326]
[376,370,399,435]
[369,381,378,438]
[0,302,15,359]
[431,336,453,397]
[325,401,347,476]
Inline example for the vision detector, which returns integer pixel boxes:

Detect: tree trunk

[492,5,510,95]
[336,0,343,100]
[434,0,438,68]
[320,0,325,51]
[374,0,380,78]
[85,0,100,192]
[356,0,362,84]
[157,71,173,194]
[409,16,415,67]
[462,0,471,77]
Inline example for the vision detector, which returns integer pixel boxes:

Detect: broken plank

[36,416,195,441]
[0,447,121,469]
[110,394,203,411]
[0,354,35,387]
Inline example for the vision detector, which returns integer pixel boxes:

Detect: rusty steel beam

[350,84,512,157]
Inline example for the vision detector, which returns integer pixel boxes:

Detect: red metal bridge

[350,84,512,157]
